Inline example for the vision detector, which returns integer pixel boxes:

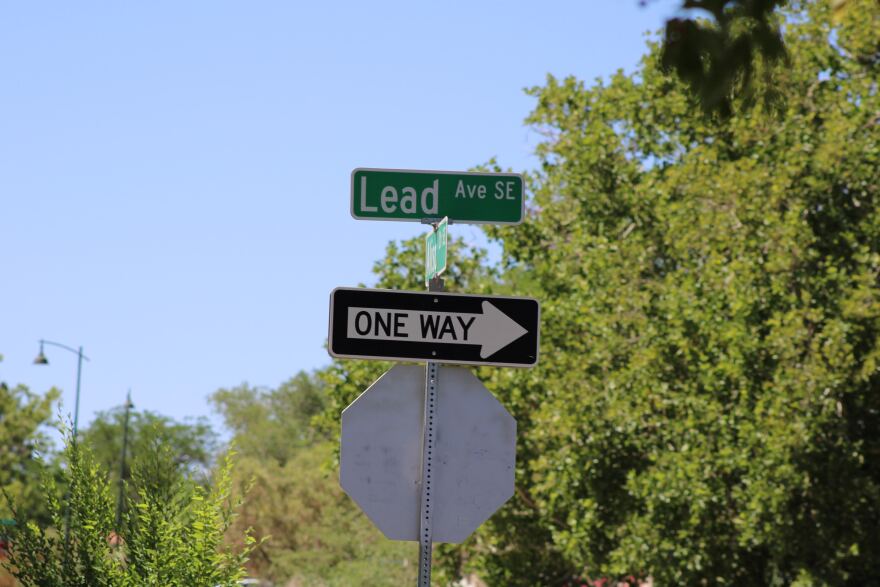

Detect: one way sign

[328,288,540,367]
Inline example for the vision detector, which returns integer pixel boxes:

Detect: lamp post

[34,339,89,442]
[115,390,134,533]
[34,339,89,559]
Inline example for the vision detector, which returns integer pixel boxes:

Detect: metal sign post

[419,335,440,586]
[420,207,444,584]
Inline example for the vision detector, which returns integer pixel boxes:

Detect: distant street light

[34,339,89,442]
[34,339,90,558]
[116,390,134,533]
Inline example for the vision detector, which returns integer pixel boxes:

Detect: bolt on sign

[351,168,524,224]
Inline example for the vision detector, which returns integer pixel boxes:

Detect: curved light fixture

[33,342,49,365]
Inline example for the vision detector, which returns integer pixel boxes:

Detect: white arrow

[346,301,528,359]
[471,301,529,358]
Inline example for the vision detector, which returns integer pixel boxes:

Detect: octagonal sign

[340,364,516,543]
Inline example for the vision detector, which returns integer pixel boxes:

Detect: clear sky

[2,1,678,435]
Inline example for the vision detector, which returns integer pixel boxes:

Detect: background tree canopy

[320,1,880,584]
[211,372,420,586]
[80,406,217,487]
[0,375,57,524]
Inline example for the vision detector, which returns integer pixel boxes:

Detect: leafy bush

[2,430,256,587]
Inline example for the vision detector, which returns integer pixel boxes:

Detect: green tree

[321,1,880,584]
[481,1,877,583]
[651,1,859,115]
[211,371,324,465]
[212,371,419,585]
[80,406,216,485]
[2,429,255,587]
[0,362,58,523]
[657,0,789,115]
[225,440,418,586]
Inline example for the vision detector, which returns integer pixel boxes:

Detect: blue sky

[2,1,677,436]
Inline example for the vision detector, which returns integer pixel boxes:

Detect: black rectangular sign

[328,287,540,367]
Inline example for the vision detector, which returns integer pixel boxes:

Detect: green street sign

[351,168,524,225]
[425,217,448,285]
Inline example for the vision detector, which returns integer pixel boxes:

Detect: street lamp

[34,339,91,559]
[116,390,134,533]
[34,340,90,442]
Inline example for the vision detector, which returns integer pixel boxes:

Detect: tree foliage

[2,430,255,587]
[0,367,59,586]
[212,372,418,585]
[226,440,418,586]
[655,0,860,115]
[658,0,789,115]
[211,371,324,465]
[0,371,58,523]
[80,406,216,487]
[320,1,880,584]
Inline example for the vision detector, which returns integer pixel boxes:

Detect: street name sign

[350,168,524,224]
[328,287,540,367]
[340,364,516,543]
[424,216,448,285]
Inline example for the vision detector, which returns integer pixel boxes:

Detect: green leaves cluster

[0,381,57,524]
[497,1,877,584]
[81,408,216,492]
[659,0,789,115]
[655,1,865,116]
[211,372,418,586]
[2,431,255,587]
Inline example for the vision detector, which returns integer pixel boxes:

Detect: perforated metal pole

[418,360,438,586]
[418,276,444,586]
